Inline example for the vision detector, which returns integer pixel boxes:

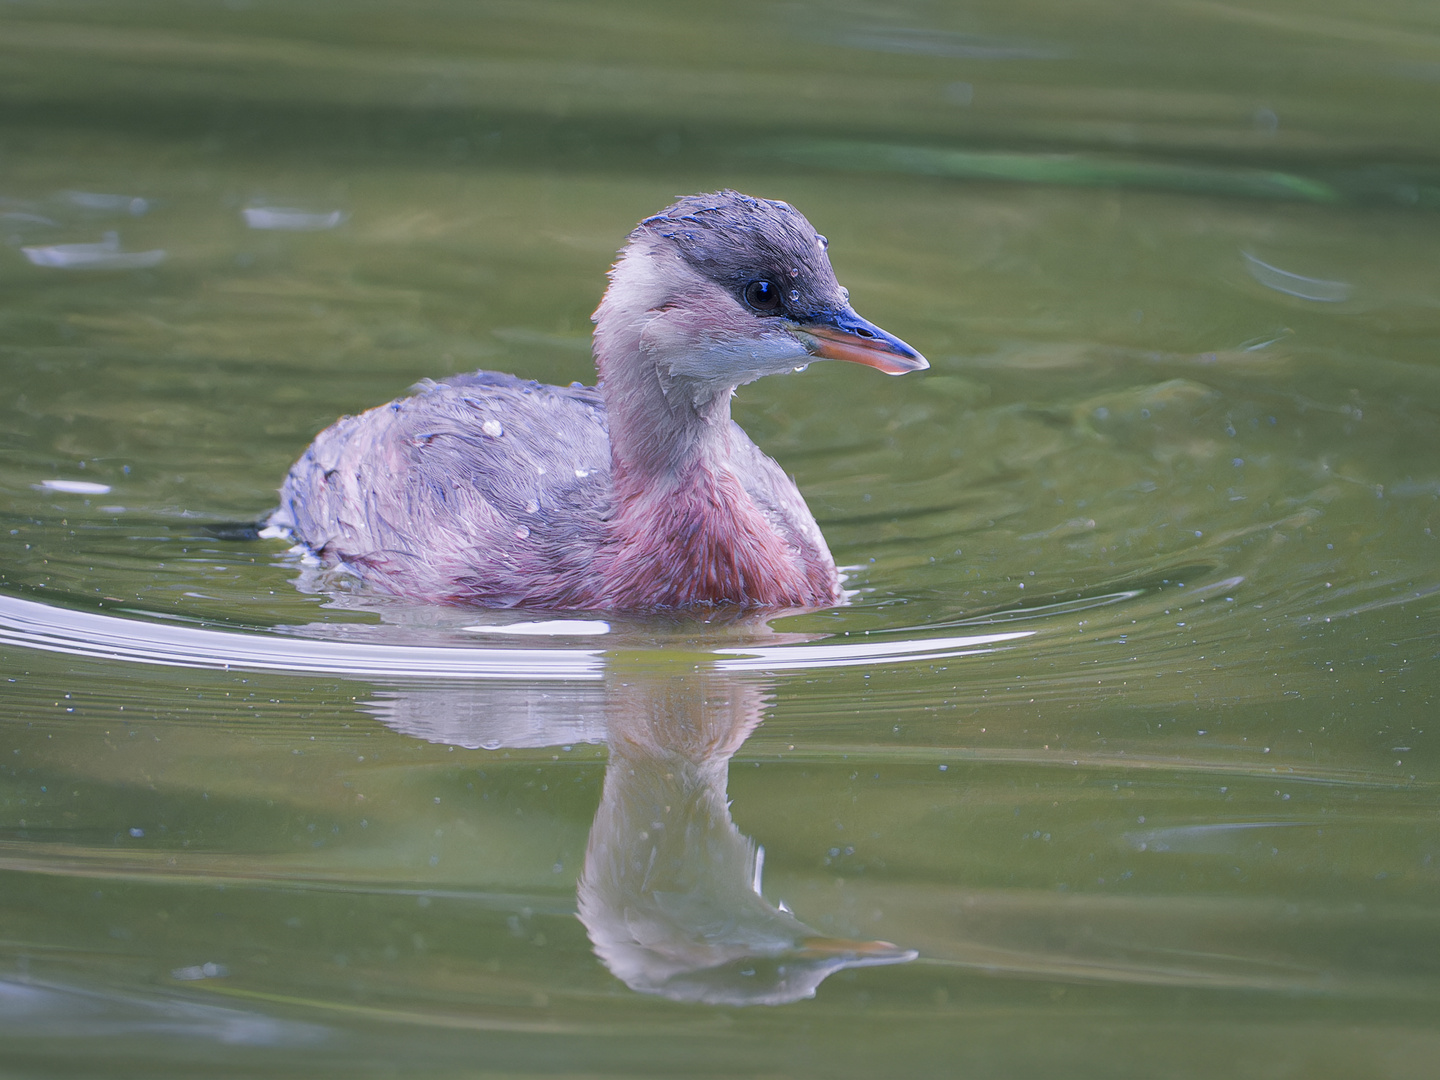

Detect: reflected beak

[797,936,919,962]
[797,306,928,375]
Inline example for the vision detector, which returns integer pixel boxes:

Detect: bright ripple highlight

[0,594,1033,680]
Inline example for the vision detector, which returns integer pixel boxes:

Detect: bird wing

[273,372,612,604]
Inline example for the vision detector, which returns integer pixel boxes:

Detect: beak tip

[802,316,930,376]
[876,348,928,375]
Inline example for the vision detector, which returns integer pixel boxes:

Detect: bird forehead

[640,195,843,312]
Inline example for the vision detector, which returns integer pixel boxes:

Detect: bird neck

[591,289,797,608]
[591,245,738,497]
[601,365,734,499]
[586,241,839,609]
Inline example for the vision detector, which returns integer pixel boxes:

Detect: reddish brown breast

[592,465,840,610]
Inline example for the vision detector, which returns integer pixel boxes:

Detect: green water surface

[1,2,1438,1077]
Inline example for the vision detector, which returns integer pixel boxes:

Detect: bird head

[595,191,927,405]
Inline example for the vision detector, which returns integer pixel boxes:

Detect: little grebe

[270,191,926,610]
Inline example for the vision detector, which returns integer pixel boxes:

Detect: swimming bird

[270,191,926,610]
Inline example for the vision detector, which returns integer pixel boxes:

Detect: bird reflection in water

[365,665,916,1006]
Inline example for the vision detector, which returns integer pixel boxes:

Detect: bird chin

[658,335,815,398]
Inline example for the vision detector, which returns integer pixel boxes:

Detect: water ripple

[0,592,1035,681]
[0,592,601,681]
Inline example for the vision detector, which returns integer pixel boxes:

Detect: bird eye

[743,279,783,313]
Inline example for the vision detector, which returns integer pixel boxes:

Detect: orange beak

[799,306,928,375]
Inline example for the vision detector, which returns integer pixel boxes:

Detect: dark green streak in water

[768,139,1344,203]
